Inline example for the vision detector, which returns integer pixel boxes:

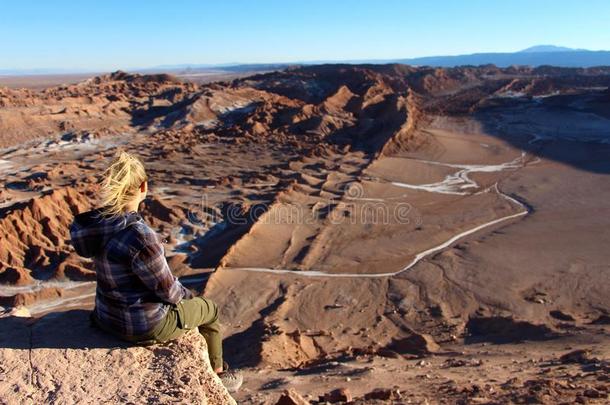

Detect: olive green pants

[150,297,224,370]
[92,297,223,371]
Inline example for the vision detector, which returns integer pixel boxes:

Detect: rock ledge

[0,310,235,404]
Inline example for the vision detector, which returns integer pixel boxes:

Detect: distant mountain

[397,46,610,68]
[154,45,610,72]
[519,45,579,53]
[3,45,610,76]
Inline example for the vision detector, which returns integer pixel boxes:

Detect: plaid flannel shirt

[70,209,191,337]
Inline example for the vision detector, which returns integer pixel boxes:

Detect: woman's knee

[199,297,219,323]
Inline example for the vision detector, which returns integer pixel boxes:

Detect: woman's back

[70,208,190,337]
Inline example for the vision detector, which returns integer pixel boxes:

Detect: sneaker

[218,362,243,393]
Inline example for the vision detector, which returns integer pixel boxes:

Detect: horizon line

[3,45,610,75]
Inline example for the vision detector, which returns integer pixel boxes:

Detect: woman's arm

[131,241,192,304]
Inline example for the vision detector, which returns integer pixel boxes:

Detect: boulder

[364,388,402,401]
[275,388,310,405]
[0,310,235,404]
[559,349,592,364]
[387,332,440,355]
[320,388,352,403]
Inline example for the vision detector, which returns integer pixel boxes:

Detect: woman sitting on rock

[69,151,242,393]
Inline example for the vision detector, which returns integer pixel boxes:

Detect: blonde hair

[100,151,147,217]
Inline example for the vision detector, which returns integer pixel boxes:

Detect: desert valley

[0,64,609,403]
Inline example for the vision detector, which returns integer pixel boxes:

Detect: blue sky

[1,0,609,70]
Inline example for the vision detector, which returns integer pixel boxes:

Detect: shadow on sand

[0,310,129,350]
[476,93,610,175]
[464,316,558,345]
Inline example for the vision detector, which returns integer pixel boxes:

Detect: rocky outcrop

[0,310,235,404]
[0,71,196,148]
[0,187,93,285]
